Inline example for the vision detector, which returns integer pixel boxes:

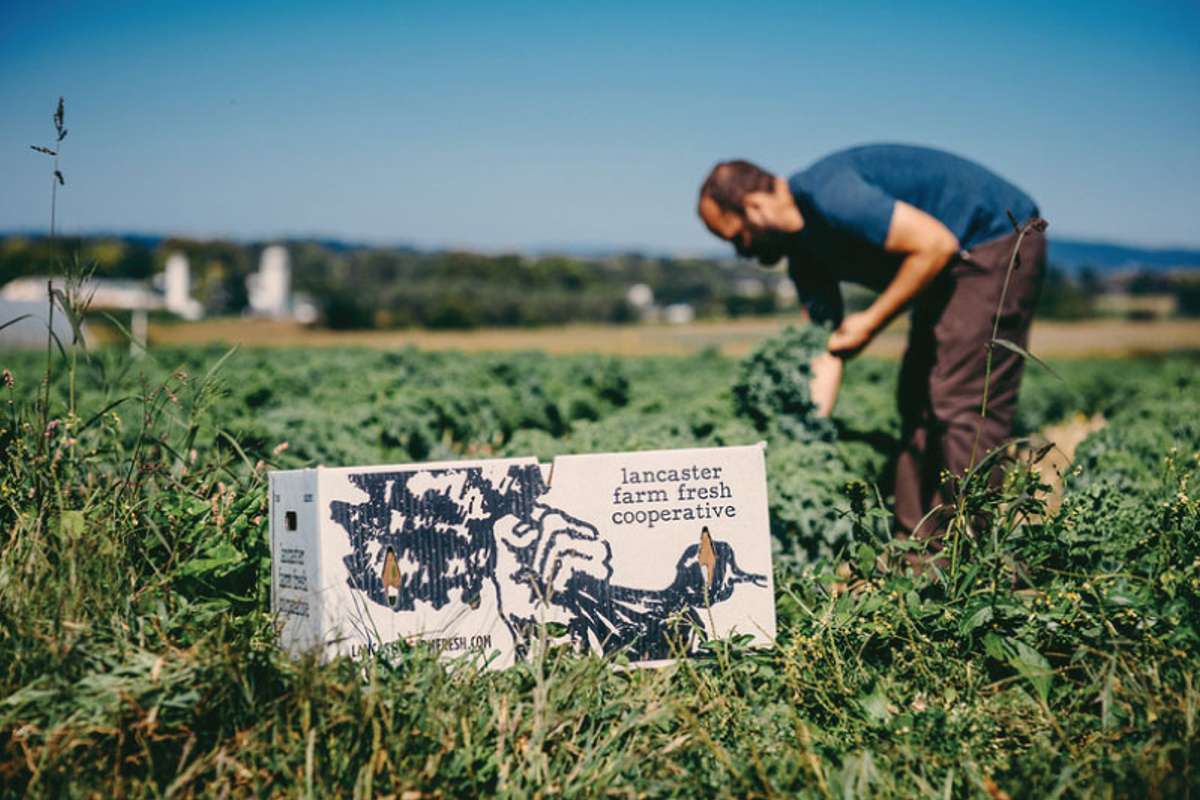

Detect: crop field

[1,329,1198,797]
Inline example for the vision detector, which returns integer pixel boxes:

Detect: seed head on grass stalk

[26,100,97,431]
[30,96,68,240]
[29,98,70,448]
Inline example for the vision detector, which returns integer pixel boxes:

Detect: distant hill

[531,237,1200,275]
[1046,239,1200,274]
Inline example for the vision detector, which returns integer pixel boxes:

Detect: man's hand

[810,350,844,416]
[827,311,878,359]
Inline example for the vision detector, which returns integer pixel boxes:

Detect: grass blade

[78,396,133,433]
[991,337,1065,384]
[0,314,35,332]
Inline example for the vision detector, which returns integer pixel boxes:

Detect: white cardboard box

[269,443,775,668]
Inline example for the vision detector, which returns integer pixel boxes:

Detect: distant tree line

[289,244,790,329]
[1037,265,1200,320]
[0,235,792,329]
[2,234,1198,329]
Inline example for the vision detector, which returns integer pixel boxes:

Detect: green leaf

[1010,640,1053,704]
[99,310,147,353]
[992,338,1065,384]
[51,288,85,344]
[855,543,876,575]
[1101,668,1116,731]
[857,688,894,725]
[959,604,994,636]
[176,541,246,581]
[982,632,1010,662]
[59,510,85,542]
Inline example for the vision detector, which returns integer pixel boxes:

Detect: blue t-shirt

[785,144,1039,325]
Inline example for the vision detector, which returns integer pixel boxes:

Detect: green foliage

[732,324,835,442]
[1036,266,1096,319]
[1,333,1198,797]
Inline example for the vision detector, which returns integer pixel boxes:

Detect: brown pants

[893,225,1046,542]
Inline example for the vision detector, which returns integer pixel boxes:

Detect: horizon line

[4,227,1200,259]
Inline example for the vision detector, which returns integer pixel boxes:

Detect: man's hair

[699,160,775,213]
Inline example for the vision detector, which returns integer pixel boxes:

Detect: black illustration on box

[329,464,766,661]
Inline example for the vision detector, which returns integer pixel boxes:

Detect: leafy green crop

[732,324,836,442]
[1,334,1197,798]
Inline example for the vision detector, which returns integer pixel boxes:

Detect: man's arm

[827,201,960,358]
[810,350,843,418]
[788,266,847,416]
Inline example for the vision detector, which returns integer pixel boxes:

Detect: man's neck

[772,177,805,233]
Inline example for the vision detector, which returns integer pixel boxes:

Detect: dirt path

[133,317,1200,358]
[1033,413,1108,509]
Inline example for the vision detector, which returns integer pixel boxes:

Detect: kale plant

[732,324,836,442]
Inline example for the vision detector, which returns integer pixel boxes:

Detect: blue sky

[2,1,1198,253]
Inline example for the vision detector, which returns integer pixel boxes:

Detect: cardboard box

[270,443,775,668]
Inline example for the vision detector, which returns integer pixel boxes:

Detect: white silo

[164,252,203,320]
[248,245,291,317]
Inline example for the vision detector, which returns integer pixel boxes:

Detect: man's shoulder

[788,150,897,242]
[788,150,855,193]
[792,143,950,182]
[788,145,901,198]
[787,158,859,214]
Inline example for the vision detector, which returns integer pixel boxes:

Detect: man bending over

[697,144,1045,555]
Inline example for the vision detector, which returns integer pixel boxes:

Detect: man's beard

[746,227,791,266]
